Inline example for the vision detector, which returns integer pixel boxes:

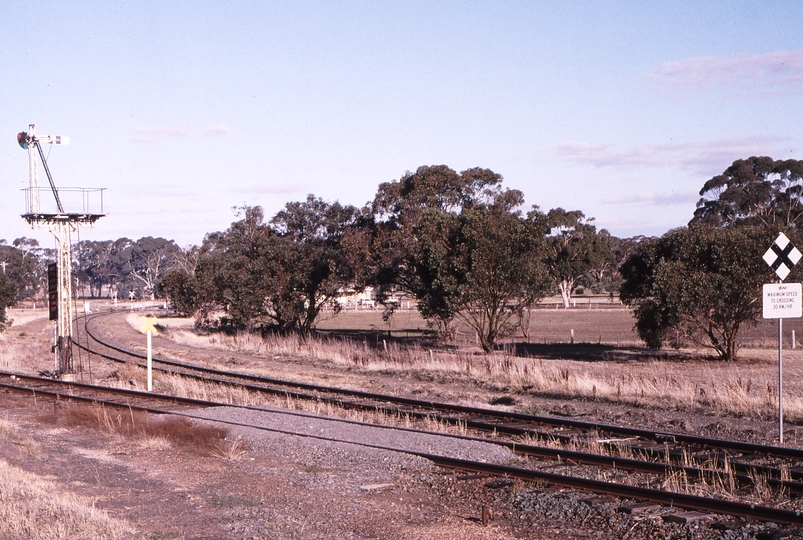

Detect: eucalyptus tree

[159,269,199,316]
[545,208,615,307]
[125,237,181,300]
[194,206,275,328]
[369,165,551,350]
[369,165,506,306]
[269,195,362,332]
[692,157,803,228]
[194,198,361,333]
[619,224,778,361]
[413,191,551,352]
[0,271,17,331]
[0,239,46,302]
[73,240,114,297]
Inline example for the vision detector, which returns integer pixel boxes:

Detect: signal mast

[18,124,105,378]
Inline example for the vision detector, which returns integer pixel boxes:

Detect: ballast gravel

[182,406,530,539]
[187,405,519,465]
[183,406,803,539]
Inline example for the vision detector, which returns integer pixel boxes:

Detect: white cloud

[647,48,803,96]
[229,183,306,195]
[556,142,663,170]
[557,135,793,176]
[203,125,234,137]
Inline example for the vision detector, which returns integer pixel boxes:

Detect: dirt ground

[2,308,803,538]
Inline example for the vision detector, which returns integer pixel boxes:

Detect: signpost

[141,315,159,392]
[763,233,803,444]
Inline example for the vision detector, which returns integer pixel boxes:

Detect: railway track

[3,369,803,528]
[59,310,803,526]
[78,313,803,474]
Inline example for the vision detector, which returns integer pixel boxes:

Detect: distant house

[335,287,417,311]
[336,286,377,310]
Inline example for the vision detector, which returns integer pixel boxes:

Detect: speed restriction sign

[763,282,802,319]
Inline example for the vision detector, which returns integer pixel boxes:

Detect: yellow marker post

[140,316,159,392]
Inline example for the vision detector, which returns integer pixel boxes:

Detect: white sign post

[763,233,803,444]
[140,316,159,393]
[146,330,153,392]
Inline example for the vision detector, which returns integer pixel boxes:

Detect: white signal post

[141,316,159,392]
[147,330,153,392]
[763,233,803,444]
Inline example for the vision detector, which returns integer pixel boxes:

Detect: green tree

[124,237,181,300]
[580,231,635,296]
[0,271,17,331]
[159,269,199,316]
[620,225,776,361]
[692,157,803,228]
[269,195,361,332]
[413,193,551,352]
[74,240,114,298]
[196,198,360,333]
[369,165,506,308]
[195,206,279,328]
[0,238,47,302]
[370,165,551,350]
[545,208,615,308]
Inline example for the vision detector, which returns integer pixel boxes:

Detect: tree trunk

[559,279,574,308]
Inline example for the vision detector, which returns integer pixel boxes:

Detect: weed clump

[42,403,229,456]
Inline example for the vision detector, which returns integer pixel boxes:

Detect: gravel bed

[188,405,520,464]
[506,488,803,539]
[186,406,803,539]
[185,406,529,538]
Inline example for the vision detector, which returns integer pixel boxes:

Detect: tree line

[2,157,802,360]
[165,166,640,352]
[0,165,627,348]
[0,235,188,329]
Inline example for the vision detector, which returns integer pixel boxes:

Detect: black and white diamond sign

[764,233,802,281]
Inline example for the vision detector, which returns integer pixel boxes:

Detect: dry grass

[0,417,40,457]
[0,331,52,373]
[164,325,803,423]
[134,435,173,451]
[44,403,229,457]
[524,432,783,504]
[211,437,251,461]
[0,419,13,440]
[0,458,134,539]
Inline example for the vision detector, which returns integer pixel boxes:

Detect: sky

[1,1,802,249]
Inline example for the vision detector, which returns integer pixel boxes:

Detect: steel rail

[4,370,803,525]
[79,311,803,462]
[421,454,803,527]
[0,371,227,411]
[69,332,803,493]
[76,311,803,487]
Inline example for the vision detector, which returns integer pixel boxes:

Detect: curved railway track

[78,313,803,471]
[4,369,803,528]
[53,310,803,526]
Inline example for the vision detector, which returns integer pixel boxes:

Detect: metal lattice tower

[18,124,105,377]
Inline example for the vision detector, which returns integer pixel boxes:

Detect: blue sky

[1,1,802,248]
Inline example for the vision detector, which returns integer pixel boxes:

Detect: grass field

[315,303,803,351]
[10,302,803,431]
